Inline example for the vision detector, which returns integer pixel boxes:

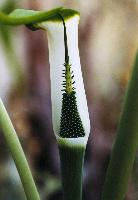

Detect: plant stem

[0,99,40,200]
[58,143,85,200]
[102,51,138,200]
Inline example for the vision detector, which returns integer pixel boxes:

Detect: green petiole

[0,99,40,200]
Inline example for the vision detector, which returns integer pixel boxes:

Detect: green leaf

[0,7,80,25]
[9,9,41,18]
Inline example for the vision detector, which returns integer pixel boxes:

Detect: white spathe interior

[41,16,90,143]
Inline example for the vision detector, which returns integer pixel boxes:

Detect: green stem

[102,51,138,200]
[58,143,85,200]
[0,99,40,200]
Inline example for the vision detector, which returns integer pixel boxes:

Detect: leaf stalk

[102,51,138,200]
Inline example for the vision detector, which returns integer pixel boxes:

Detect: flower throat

[59,14,85,138]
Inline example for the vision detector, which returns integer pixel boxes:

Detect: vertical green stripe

[102,51,138,200]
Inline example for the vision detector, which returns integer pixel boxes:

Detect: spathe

[40,14,90,146]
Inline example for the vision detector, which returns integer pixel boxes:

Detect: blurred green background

[0,0,138,199]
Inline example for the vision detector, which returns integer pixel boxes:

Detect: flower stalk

[59,144,85,200]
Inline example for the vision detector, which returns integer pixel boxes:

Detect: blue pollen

[59,91,85,138]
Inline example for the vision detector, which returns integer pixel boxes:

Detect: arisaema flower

[40,10,90,148]
[40,12,91,200]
